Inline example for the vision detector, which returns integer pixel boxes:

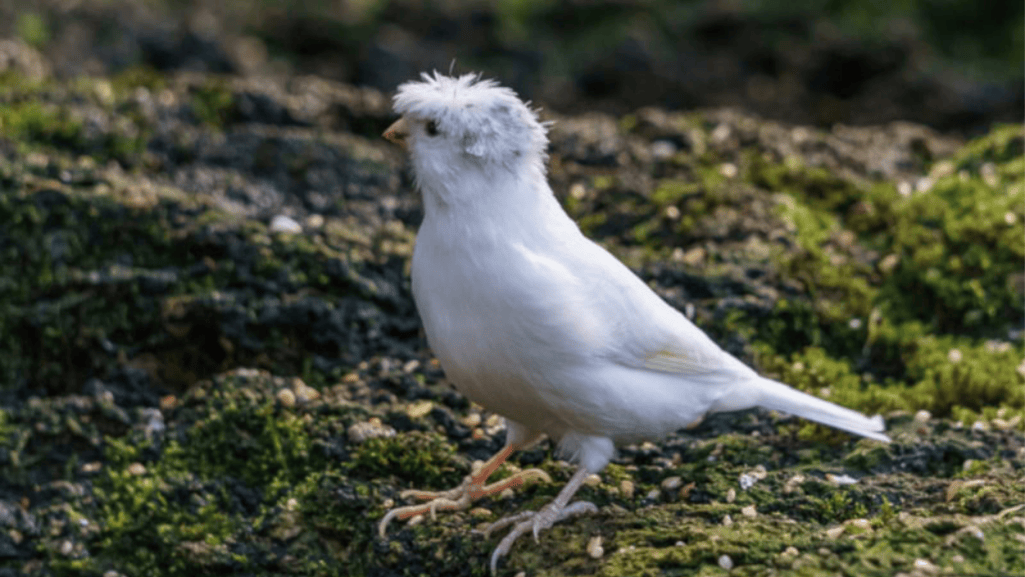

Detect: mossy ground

[0,68,1021,577]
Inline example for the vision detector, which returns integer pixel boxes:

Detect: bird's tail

[751,378,890,442]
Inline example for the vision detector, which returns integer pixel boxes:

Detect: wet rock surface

[0,31,1022,577]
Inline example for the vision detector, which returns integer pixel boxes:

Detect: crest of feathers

[393,72,550,169]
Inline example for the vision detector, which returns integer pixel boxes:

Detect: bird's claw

[486,500,598,574]
[377,485,472,538]
[378,468,551,539]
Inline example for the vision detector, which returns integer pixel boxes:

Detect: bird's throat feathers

[418,167,575,261]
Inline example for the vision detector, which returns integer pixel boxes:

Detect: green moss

[16,12,50,48]
[190,80,237,127]
[716,126,1025,427]
[0,101,85,150]
[0,408,9,445]
[0,93,147,164]
[111,65,169,95]
[876,151,1024,333]
[350,431,460,488]
[651,179,700,206]
[88,446,248,575]
[178,398,319,489]
[748,152,863,214]
[0,191,181,392]
[899,335,1024,420]
[76,372,367,576]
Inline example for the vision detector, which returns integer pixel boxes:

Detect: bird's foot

[377,468,551,538]
[484,500,598,574]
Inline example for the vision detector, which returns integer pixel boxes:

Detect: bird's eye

[425,120,439,137]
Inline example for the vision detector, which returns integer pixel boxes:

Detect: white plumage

[378,72,889,573]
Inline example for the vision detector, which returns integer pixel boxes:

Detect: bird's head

[384,72,549,195]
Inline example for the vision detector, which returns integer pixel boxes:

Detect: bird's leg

[485,466,598,574]
[377,440,551,538]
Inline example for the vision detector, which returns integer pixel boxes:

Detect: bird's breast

[409,219,602,427]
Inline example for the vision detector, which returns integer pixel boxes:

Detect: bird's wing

[570,238,755,381]
[638,346,728,376]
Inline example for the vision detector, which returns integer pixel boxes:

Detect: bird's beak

[383,118,409,148]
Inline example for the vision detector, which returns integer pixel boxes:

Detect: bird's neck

[419,163,576,246]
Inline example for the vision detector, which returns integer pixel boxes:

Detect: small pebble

[675,541,685,547]
[741,505,757,518]
[661,476,682,490]
[620,480,635,499]
[645,488,661,501]
[993,415,1021,431]
[60,540,74,556]
[913,410,931,424]
[127,462,146,476]
[269,214,302,234]
[783,546,799,556]
[878,253,900,273]
[962,525,984,541]
[406,400,433,419]
[844,518,872,535]
[461,413,482,428]
[681,247,706,266]
[276,388,296,408]
[570,183,587,199]
[584,474,602,487]
[346,420,396,444]
[783,474,805,494]
[587,535,604,559]
[718,554,733,570]
[710,123,731,144]
[651,140,677,160]
[722,514,733,526]
[826,473,858,486]
[825,526,845,539]
[293,379,320,402]
[913,558,938,575]
[726,488,736,503]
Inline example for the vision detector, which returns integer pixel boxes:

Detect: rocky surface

[0,40,1023,577]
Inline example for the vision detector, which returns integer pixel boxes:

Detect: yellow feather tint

[642,347,719,375]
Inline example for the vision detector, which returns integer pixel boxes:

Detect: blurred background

[0,0,1021,134]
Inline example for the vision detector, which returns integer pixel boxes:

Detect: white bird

[377,72,889,573]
